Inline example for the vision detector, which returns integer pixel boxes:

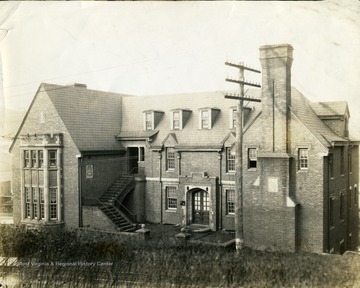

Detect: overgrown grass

[0,224,359,287]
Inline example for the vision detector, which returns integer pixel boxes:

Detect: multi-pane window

[329,153,334,178]
[227,189,235,214]
[39,188,45,219]
[298,148,308,170]
[24,151,30,168]
[348,151,352,174]
[232,108,237,128]
[248,148,257,169]
[355,186,358,207]
[25,187,30,218]
[31,150,37,168]
[227,148,235,173]
[139,147,145,162]
[340,147,345,175]
[50,188,57,220]
[166,187,177,210]
[32,187,38,218]
[340,191,345,220]
[330,196,335,227]
[201,110,209,129]
[167,148,175,170]
[49,150,57,167]
[38,150,44,168]
[173,112,180,130]
[145,112,152,130]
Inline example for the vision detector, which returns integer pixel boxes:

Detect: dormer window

[173,111,180,130]
[143,110,164,131]
[230,106,252,129]
[145,112,152,130]
[198,108,220,129]
[230,107,237,129]
[201,110,209,128]
[170,109,191,130]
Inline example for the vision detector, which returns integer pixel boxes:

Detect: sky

[0,1,359,181]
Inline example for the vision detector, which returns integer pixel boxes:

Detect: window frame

[340,146,345,175]
[24,150,30,168]
[25,187,31,219]
[226,148,235,173]
[226,189,235,215]
[298,148,308,170]
[340,190,345,221]
[49,187,58,220]
[31,150,37,168]
[248,148,257,169]
[166,186,177,210]
[329,196,335,228]
[166,148,176,171]
[173,111,180,130]
[145,112,153,130]
[49,150,57,168]
[201,110,209,129]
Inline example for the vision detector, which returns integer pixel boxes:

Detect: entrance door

[128,148,139,174]
[192,190,209,225]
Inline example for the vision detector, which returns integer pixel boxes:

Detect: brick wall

[81,154,127,201]
[11,89,80,229]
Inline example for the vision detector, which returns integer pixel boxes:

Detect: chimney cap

[259,44,293,60]
[73,83,87,88]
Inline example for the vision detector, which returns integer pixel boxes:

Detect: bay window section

[21,141,62,224]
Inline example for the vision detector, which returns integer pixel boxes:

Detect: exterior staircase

[99,205,137,232]
[98,176,137,232]
[99,175,135,206]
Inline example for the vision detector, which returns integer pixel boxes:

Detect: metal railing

[114,198,137,223]
[88,198,120,223]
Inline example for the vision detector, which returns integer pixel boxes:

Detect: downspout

[159,151,163,224]
[77,154,83,227]
[218,151,222,230]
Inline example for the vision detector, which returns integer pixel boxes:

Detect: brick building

[9,44,359,254]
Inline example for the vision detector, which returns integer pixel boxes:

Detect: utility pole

[224,61,261,252]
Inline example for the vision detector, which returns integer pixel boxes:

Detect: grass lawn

[1,224,360,287]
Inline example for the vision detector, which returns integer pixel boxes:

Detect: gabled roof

[120,87,349,150]
[11,83,129,153]
[121,91,262,149]
[43,83,128,152]
[309,101,349,118]
[290,88,347,147]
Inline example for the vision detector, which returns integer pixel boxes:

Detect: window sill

[247,168,257,172]
[165,209,177,213]
[226,172,235,175]
[226,214,235,217]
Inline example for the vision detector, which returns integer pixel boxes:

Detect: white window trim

[170,110,182,130]
[144,111,154,130]
[165,185,178,211]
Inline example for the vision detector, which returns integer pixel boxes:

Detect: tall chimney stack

[259,44,293,153]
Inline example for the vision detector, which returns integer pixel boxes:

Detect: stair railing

[114,198,137,223]
[86,197,122,223]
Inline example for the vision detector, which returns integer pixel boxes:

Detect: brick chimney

[259,44,293,153]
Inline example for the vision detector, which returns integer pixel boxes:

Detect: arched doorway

[192,189,209,225]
